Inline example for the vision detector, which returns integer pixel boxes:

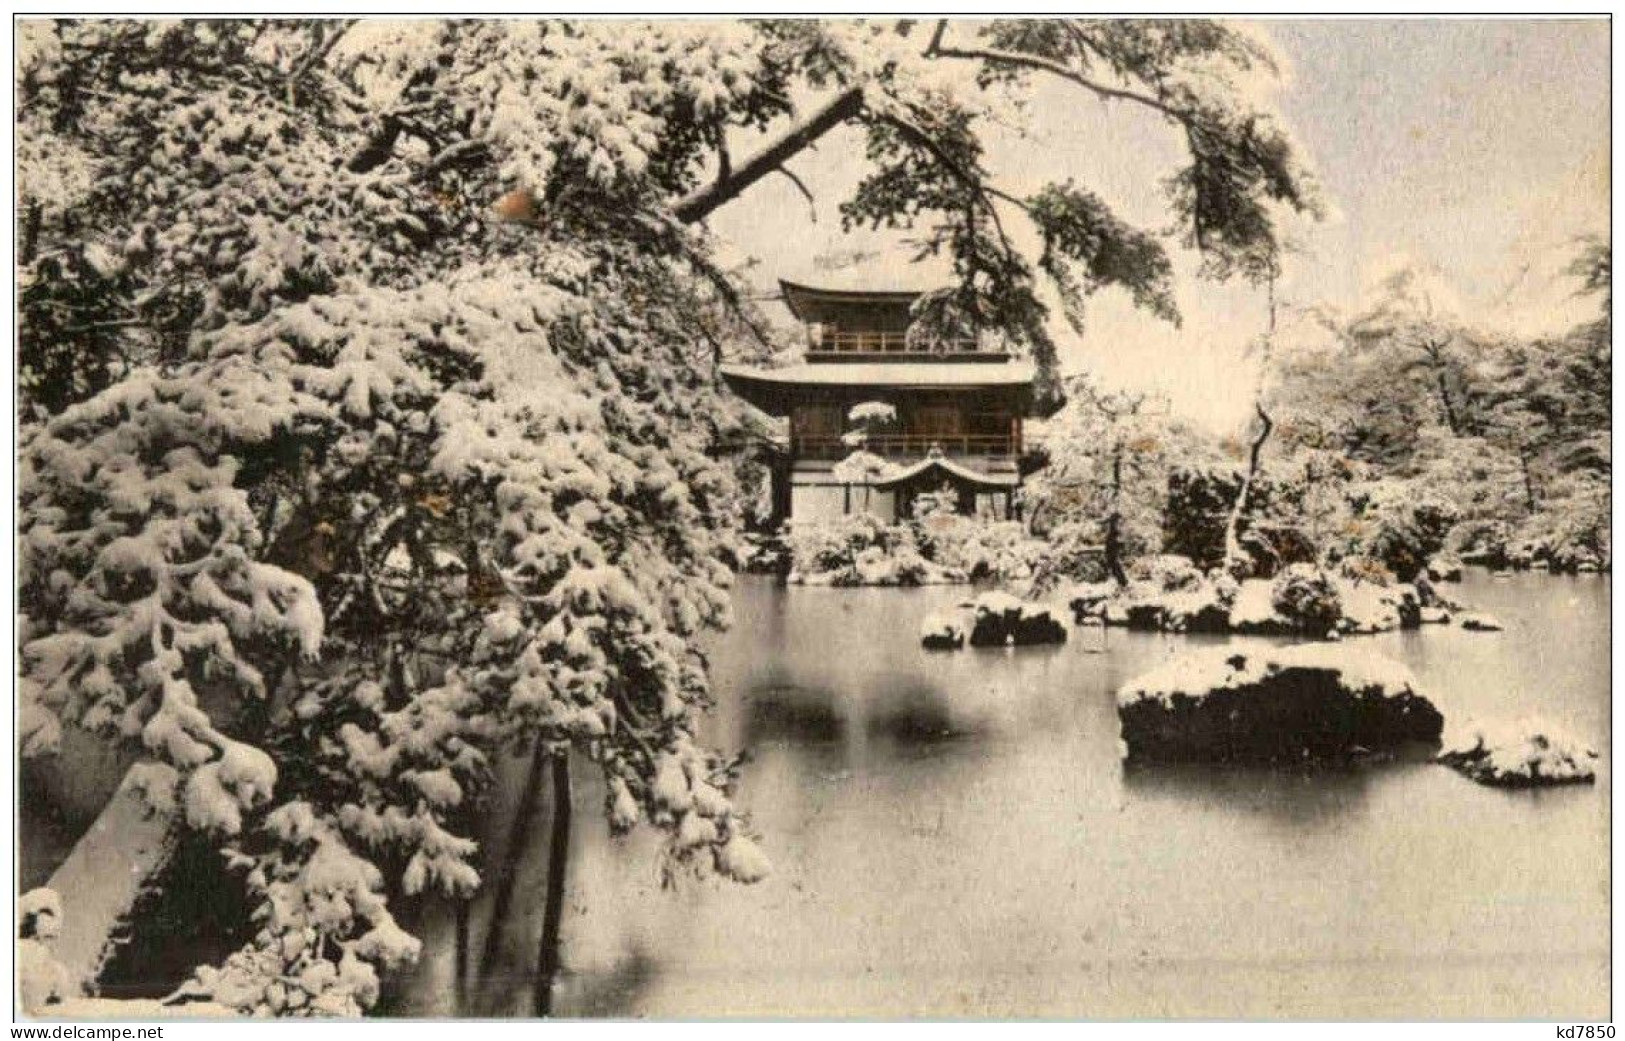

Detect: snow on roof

[872,456,1021,490]
[779,279,923,321]
[720,361,1036,389]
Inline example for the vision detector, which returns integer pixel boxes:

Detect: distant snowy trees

[1036,239,1609,584]
[1026,377,1226,585]
[1265,251,1611,572]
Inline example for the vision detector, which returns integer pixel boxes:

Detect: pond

[401,569,1609,1019]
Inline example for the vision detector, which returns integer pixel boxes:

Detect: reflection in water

[1122,758,1403,834]
[402,570,1609,1019]
[746,686,847,745]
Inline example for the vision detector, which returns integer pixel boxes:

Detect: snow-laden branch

[925,19,1190,127]
[674,87,864,224]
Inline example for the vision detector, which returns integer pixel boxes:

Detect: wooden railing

[793,433,1019,459]
[812,330,982,355]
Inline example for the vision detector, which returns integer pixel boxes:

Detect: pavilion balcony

[805,330,1003,361]
[792,432,1021,460]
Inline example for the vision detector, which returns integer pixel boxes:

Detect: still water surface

[413,570,1609,1019]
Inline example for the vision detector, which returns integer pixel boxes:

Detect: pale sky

[707,19,1610,431]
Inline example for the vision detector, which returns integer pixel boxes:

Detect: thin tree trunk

[476,737,550,1006]
[453,898,470,1012]
[534,754,572,1018]
[1222,404,1274,573]
[1104,447,1128,586]
[1222,275,1278,575]
[1430,357,1462,435]
[20,200,41,267]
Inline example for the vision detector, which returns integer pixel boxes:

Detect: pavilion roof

[719,360,1036,414]
[779,279,922,323]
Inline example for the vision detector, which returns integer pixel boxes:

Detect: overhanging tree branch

[675,87,864,223]
[871,110,1026,264]
[925,19,1190,126]
[774,165,817,222]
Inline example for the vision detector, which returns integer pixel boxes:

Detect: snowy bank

[1117,645,1444,763]
[1069,557,1466,639]
[18,886,236,1018]
[1438,718,1599,787]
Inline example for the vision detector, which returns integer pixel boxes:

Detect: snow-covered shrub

[1024,520,1109,597]
[1338,480,1459,582]
[1438,718,1598,786]
[1509,478,1611,573]
[1270,564,1343,636]
[1155,584,1232,634]
[1430,555,1469,581]
[848,400,898,426]
[830,449,895,484]
[924,517,1046,584]
[728,533,789,575]
[1130,554,1203,592]
[18,889,71,1013]
[1117,645,1444,762]
[911,487,960,523]
[784,515,949,587]
[1334,578,1420,635]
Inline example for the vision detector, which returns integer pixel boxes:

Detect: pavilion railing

[812,331,982,355]
[792,433,1019,459]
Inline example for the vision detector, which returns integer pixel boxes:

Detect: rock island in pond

[1117,645,1444,763]
[1438,718,1598,786]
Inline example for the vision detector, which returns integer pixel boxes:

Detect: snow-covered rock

[1459,613,1504,632]
[1157,586,1230,634]
[1066,580,1118,623]
[1425,557,1464,582]
[967,592,1067,648]
[1335,579,1420,635]
[919,609,970,650]
[1226,579,1291,635]
[1438,718,1599,787]
[1117,645,1444,763]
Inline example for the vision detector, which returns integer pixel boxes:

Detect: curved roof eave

[779,279,924,322]
[873,457,1021,490]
